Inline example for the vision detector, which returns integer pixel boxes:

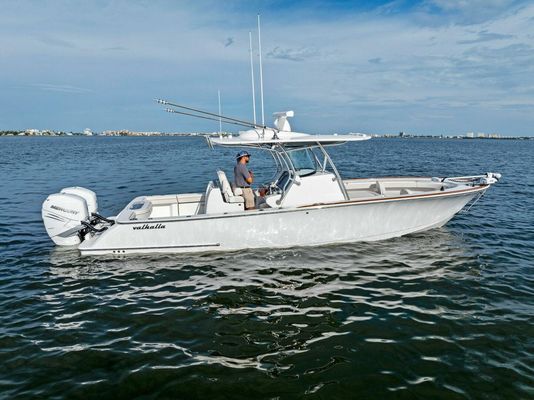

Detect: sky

[1,0,533,136]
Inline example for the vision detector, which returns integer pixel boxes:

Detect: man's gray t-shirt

[234,163,250,187]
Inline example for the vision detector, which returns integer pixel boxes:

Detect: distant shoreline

[375,135,534,140]
[0,130,209,137]
[1,132,532,140]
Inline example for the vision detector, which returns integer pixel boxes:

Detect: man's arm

[246,170,254,184]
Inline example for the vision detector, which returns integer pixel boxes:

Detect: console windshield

[288,149,317,176]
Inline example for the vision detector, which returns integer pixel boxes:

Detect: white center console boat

[42,111,500,255]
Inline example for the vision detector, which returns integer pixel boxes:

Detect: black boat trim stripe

[81,243,221,252]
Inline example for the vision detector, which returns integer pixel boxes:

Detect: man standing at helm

[234,151,255,210]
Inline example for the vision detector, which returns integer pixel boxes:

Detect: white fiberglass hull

[77,187,484,255]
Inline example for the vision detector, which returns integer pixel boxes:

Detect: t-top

[234,163,250,187]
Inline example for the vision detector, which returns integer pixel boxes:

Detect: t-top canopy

[208,128,371,148]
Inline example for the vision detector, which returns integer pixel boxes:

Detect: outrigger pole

[249,31,257,125]
[164,108,256,129]
[155,99,266,129]
[257,14,265,127]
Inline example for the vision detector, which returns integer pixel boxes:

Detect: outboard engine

[60,187,98,214]
[42,187,98,246]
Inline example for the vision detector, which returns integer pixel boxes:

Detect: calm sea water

[0,136,533,399]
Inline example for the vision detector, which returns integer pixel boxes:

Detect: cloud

[36,35,77,49]
[419,0,524,25]
[30,83,93,94]
[224,37,234,47]
[428,0,515,12]
[103,46,128,51]
[499,102,534,111]
[368,57,382,64]
[267,46,319,62]
[458,30,515,44]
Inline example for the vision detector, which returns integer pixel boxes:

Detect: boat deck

[345,177,445,200]
[113,176,457,224]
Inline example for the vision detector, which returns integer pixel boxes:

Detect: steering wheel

[264,182,281,195]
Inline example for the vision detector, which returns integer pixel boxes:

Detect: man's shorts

[241,187,255,209]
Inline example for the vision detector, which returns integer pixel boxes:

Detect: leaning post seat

[129,198,153,220]
[217,170,244,203]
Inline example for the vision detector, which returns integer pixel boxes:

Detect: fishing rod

[164,108,258,129]
[156,99,267,129]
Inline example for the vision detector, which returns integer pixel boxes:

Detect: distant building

[465,132,474,138]
[101,129,163,136]
[477,132,486,138]
[399,131,405,137]
[84,128,93,136]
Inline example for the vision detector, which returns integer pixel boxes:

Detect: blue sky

[1,0,533,135]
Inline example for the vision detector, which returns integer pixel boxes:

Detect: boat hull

[78,188,484,255]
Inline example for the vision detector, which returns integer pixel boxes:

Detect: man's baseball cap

[236,151,251,159]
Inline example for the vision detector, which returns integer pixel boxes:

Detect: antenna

[248,31,257,125]
[257,14,265,127]
[218,90,222,133]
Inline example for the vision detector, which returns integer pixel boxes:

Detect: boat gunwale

[300,183,488,208]
[344,176,434,181]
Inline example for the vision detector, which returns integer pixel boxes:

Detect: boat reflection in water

[44,228,484,378]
